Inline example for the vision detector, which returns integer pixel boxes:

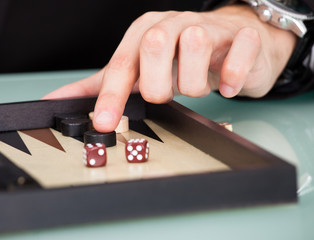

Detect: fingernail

[95,111,113,126]
[221,84,235,98]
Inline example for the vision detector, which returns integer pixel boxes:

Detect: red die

[83,143,107,167]
[125,138,149,163]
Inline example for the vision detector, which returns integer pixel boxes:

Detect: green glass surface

[0,70,313,240]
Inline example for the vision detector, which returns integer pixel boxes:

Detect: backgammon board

[0,94,297,233]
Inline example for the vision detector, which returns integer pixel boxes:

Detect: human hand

[43,5,297,132]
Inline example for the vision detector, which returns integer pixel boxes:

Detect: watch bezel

[242,0,314,37]
[264,0,314,20]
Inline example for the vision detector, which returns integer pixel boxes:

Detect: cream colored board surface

[0,120,230,189]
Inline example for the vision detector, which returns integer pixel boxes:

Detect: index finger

[93,12,170,132]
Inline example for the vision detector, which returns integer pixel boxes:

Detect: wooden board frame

[0,94,297,233]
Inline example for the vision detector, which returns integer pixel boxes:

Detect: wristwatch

[241,0,314,37]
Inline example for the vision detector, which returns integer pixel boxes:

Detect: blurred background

[0,0,204,73]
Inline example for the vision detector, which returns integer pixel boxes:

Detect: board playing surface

[0,119,229,189]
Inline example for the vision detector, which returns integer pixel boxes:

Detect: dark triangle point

[0,131,31,155]
[20,129,65,152]
[129,120,163,143]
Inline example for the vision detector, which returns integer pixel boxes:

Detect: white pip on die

[83,143,107,167]
[125,139,149,163]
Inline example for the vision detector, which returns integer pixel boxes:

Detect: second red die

[83,143,107,167]
[125,139,149,163]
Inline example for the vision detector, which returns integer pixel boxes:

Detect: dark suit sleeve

[302,0,314,11]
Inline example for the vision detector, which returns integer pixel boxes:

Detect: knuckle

[134,11,175,25]
[239,27,261,49]
[131,12,157,27]
[180,26,207,50]
[240,27,260,41]
[179,82,210,97]
[140,88,173,104]
[138,11,158,22]
[178,11,201,22]
[141,27,169,54]
[107,54,134,72]
[98,91,120,102]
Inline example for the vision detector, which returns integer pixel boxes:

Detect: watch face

[268,0,313,15]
